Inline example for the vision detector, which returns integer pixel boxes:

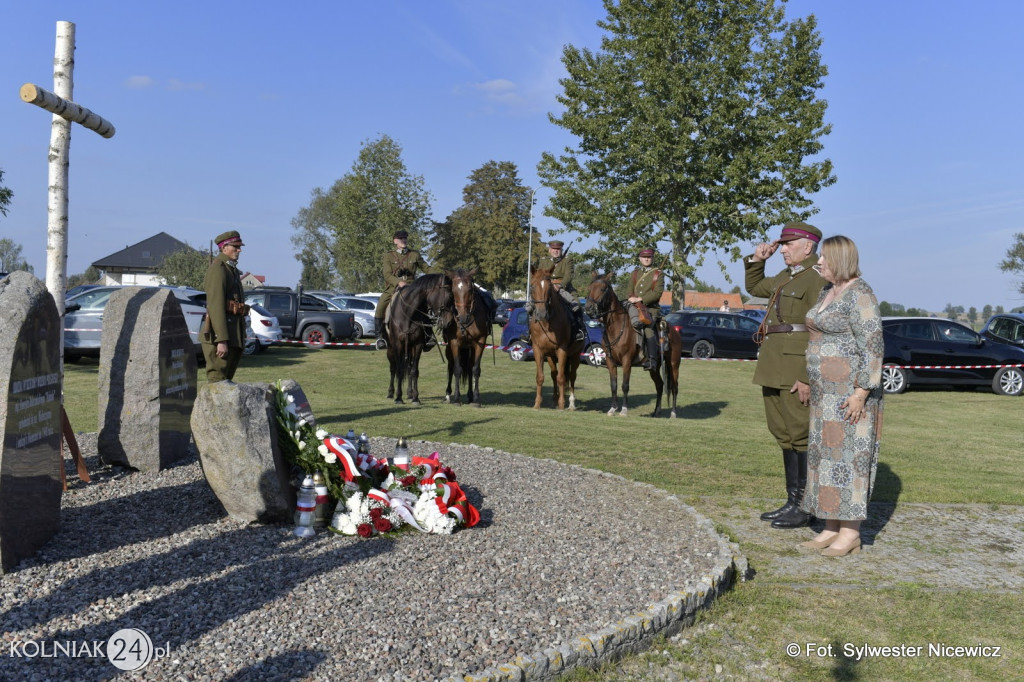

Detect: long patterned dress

[800,278,884,521]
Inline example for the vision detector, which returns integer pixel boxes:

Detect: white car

[244,303,283,355]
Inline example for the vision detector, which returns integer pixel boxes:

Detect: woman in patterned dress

[798,235,884,557]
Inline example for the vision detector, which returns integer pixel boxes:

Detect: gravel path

[1,435,731,681]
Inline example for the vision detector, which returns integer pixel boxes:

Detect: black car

[664,310,760,359]
[882,317,1024,396]
[494,299,525,326]
[980,313,1024,349]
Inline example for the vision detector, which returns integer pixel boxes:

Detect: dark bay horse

[387,273,452,404]
[584,273,682,417]
[528,267,584,410]
[443,268,490,406]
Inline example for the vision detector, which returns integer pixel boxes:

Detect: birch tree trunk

[46,20,74,314]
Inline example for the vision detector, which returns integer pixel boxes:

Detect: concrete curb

[433,448,749,682]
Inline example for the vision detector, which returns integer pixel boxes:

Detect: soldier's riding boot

[642,332,658,370]
[374,316,387,350]
[772,449,812,528]
[760,448,797,520]
[572,306,586,342]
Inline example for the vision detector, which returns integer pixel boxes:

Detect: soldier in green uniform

[202,230,248,383]
[529,240,585,342]
[626,247,664,370]
[745,222,826,529]
[374,229,437,349]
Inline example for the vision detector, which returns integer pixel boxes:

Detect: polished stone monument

[0,272,63,573]
[191,381,295,523]
[97,287,197,472]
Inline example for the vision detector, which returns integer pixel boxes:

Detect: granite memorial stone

[97,287,197,472]
[191,381,295,523]
[0,272,63,573]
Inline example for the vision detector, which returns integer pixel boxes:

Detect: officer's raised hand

[750,241,780,263]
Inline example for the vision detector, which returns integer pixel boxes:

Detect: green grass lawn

[62,344,1024,680]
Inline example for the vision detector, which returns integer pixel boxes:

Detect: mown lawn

[62,343,1023,680]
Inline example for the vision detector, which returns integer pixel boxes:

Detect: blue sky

[2,0,1023,313]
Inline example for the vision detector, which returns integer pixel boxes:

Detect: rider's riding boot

[374,316,387,350]
[642,333,658,370]
[572,305,586,342]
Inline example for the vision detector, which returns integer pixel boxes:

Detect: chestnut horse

[584,273,682,417]
[387,273,452,404]
[443,268,490,406]
[527,267,585,410]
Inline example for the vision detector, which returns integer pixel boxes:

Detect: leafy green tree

[433,161,542,293]
[157,244,209,289]
[0,168,12,218]
[67,265,100,289]
[996,305,1005,315]
[982,304,993,321]
[291,135,433,293]
[999,232,1024,295]
[537,0,835,301]
[968,306,978,326]
[0,237,33,274]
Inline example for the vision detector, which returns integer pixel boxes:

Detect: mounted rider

[375,229,438,349]
[626,247,664,370]
[527,240,586,342]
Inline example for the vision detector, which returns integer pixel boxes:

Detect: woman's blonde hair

[821,235,861,282]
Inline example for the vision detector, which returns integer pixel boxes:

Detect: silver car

[329,295,378,338]
[64,285,207,361]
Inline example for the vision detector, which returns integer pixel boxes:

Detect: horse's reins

[586,281,629,349]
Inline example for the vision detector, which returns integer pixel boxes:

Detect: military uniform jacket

[203,253,246,348]
[628,266,664,315]
[745,254,824,388]
[382,248,435,293]
[537,254,575,292]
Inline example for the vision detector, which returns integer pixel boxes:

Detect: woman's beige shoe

[798,536,836,550]
[821,540,861,557]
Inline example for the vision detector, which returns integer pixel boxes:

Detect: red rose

[400,475,416,487]
[357,523,373,538]
[369,508,383,520]
[373,517,392,533]
[442,466,456,482]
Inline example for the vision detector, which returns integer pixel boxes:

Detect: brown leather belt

[765,323,808,334]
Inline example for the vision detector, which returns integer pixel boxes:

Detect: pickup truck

[244,288,355,348]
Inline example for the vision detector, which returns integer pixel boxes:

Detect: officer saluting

[374,229,436,349]
[745,221,826,529]
[202,230,248,383]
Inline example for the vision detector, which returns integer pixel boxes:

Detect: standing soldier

[202,230,248,383]
[745,222,826,529]
[626,247,664,370]
[531,239,585,341]
[374,229,436,349]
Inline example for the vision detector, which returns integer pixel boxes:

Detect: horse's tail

[459,344,472,390]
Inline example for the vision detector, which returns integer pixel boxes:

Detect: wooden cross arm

[19,83,115,138]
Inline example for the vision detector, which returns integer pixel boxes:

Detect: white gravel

[1,435,725,681]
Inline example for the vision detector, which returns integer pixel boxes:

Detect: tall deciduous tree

[291,135,433,293]
[0,168,12,217]
[67,265,100,289]
[537,0,835,301]
[0,237,33,274]
[157,244,209,289]
[434,161,542,293]
[999,232,1024,295]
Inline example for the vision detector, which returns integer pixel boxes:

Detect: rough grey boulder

[0,271,63,573]
[191,381,294,523]
[97,287,197,472]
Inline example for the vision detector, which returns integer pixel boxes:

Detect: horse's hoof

[412,399,421,405]
[606,408,616,416]
[670,411,677,419]
[394,399,404,405]
[444,396,451,404]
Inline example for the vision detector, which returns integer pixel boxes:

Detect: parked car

[243,303,283,355]
[329,295,379,338]
[494,299,525,326]
[664,310,761,359]
[64,285,207,361]
[243,288,355,348]
[980,313,1024,348]
[736,308,767,323]
[881,316,1024,396]
[500,307,607,367]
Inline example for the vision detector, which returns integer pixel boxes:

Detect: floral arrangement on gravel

[274,383,479,537]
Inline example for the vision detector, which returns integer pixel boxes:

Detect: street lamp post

[526,187,537,298]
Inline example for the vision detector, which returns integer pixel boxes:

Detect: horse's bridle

[584,279,614,320]
[452,275,477,330]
